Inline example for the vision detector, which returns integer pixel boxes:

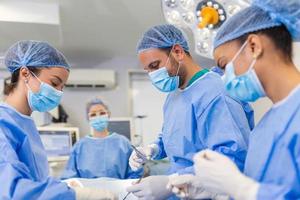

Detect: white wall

[131,74,166,146]
[61,55,140,136]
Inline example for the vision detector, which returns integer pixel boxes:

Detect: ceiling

[0,0,214,68]
[58,0,167,66]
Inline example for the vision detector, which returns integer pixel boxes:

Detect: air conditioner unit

[65,69,116,89]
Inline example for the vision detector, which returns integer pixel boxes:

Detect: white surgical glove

[167,174,229,200]
[194,149,259,200]
[63,178,84,188]
[126,175,172,200]
[73,187,116,200]
[129,144,159,171]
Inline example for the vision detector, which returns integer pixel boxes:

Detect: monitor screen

[108,119,132,140]
[40,131,72,157]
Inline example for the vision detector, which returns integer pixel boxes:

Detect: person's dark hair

[4,67,41,95]
[238,25,292,63]
[161,47,191,57]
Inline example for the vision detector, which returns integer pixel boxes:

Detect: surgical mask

[89,115,109,132]
[223,41,266,102]
[26,72,63,112]
[148,52,181,93]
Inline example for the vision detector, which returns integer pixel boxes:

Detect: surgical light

[161,0,250,58]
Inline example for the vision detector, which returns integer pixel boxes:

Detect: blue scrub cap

[5,40,70,73]
[214,0,300,49]
[86,97,110,119]
[137,24,189,54]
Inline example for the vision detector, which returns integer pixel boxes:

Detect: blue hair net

[86,97,109,118]
[253,0,300,41]
[5,40,70,73]
[137,24,189,53]
[214,0,300,49]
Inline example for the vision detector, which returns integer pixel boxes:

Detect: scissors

[122,145,150,200]
[131,145,149,161]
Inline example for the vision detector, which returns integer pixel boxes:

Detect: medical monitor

[38,126,80,161]
[108,118,134,141]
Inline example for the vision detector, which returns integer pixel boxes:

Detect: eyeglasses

[88,111,108,118]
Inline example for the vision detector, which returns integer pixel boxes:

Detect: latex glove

[73,187,116,200]
[126,175,172,200]
[194,149,259,200]
[167,174,229,200]
[63,178,84,188]
[129,144,159,171]
[167,174,219,199]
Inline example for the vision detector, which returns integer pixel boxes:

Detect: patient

[61,97,141,179]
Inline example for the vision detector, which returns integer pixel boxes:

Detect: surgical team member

[169,0,300,199]
[61,98,141,179]
[0,41,115,200]
[211,66,255,130]
[127,24,250,200]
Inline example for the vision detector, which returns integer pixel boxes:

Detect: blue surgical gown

[210,66,255,130]
[61,133,141,179]
[227,96,255,131]
[0,103,75,200]
[154,72,250,174]
[244,85,300,199]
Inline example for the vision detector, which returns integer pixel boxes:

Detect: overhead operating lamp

[161,0,250,58]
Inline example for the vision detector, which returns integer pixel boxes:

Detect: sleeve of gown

[60,145,80,180]
[152,133,167,160]
[256,134,300,199]
[197,94,249,171]
[240,101,255,131]
[176,166,195,175]
[0,138,75,200]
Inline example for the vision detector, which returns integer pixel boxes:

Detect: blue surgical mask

[223,41,266,102]
[89,115,109,132]
[26,72,63,112]
[148,54,181,93]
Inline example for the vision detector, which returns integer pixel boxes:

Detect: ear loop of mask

[24,68,42,92]
[165,47,172,68]
[232,41,248,62]
[176,61,181,72]
[231,41,257,76]
[30,71,42,83]
[167,45,182,77]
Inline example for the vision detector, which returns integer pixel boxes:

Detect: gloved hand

[126,175,172,200]
[63,178,84,188]
[167,174,220,199]
[73,187,116,200]
[194,149,259,200]
[129,144,159,171]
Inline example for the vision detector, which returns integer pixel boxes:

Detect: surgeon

[126,24,251,200]
[211,66,255,130]
[0,40,115,200]
[168,0,300,199]
[61,97,141,179]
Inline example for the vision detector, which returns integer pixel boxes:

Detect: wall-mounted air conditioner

[65,69,116,89]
